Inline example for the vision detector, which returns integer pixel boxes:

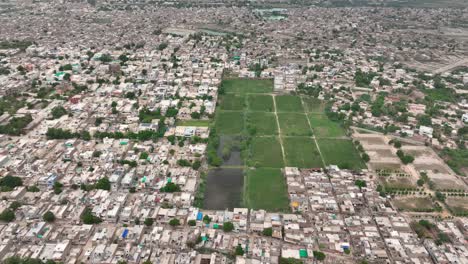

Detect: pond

[203,168,243,210]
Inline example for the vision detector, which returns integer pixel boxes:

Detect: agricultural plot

[245,168,289,212]
[176,119,211,127]
[246,112,278,136]
[249,137,284,168]
[302,97,327,113]
[222,78,273,94]
[275,95,304,112]
[215,111,244,135]
[309,114,346,138]
[446,197,468,216]
[248,94,274,112]
[317,139,366,170]
[282,137,323,168]
[277,113,312,136]
[220,94,245,111]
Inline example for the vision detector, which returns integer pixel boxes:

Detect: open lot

[245,168,289,212]
[215,111,244,135]
[302,97,327,113]
[446,197,468,215]
[277,113,312,136]
[248,94,274,112]
[275,95,304,112]
[283,137,323,168]
[309,114,346,138]
[249,136,284,168]
[176,119,211,127]
[317,139,366,170]
[246,112,278,136]
[220,94,245,111]
[393,197,434,212]
[222,78,273,94]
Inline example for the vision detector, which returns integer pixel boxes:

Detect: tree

[188,220,196,226]
[262,227,273,236]
[139,152,149,160]
[111,101,117,108]
[95,177,111,191]
[0,175,23,189]
[235,244,244,256]
[361,153,370,162]
[0,209,15,222]
[51,106,67,119]
[313,251,326,261]
[192,160,201,170]
[203,215,212,224]
[169,218,180,226]
[9,201,21,211]
[144,218,154,226]
[43,211,56,222]
[355,180,367,189]
[81,207,102,224]
[223,222,234,232]
[435,191,446,202]
[160,182,180,193]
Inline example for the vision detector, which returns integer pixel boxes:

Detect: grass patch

[277,113,312,136]
[220,94,245,111]
[246,112,278,136]
[309,114,346,138]
[275,95,304,112]
[176,119,211,127]
[302,97,326,113]
[248,94,274,112]
[215,111,244,135]
[245,168,289,212]
[317,139,366,170]
[222,78,273,94]
[248,137,284,168]
[282,137,323,168]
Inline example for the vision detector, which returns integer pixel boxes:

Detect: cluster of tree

[396,149,415,164]
[43,211,55,222]
[0,208,15,222]
[206,129,222,167]
[119,159,138,167]
[46,128,91,140]
[160,182,181,193]
[355,179,367,189]
[354,69,378,87]
[81,207,102,224]
[0,114,32,135]
[50,106,67,119]
[297,83,322,97]
[58,64,73,71]
[0,175,23,192]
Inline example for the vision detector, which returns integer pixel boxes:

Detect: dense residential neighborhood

[0,0,467,263]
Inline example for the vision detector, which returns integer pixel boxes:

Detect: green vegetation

[0,40,33,50]
[144,218,154,226]
[0,209,15,222]
[95,177,111,191]
[222,221,234,232]
[283,137,322,168]
[308,114,346,138]
[275,95,304,112]
[160,182,181,193]
[245,168,289,211]
[280,258,303,264]
[313,251,326,261]
[317,139,366,170]
[440,148,468,176]
[0,96,26,115]
[262,227,273,236]
[0,114,32,135]
[215,111,244,135]
[248,137,284,168]
[220,94,245,110]
[221,78,273,94]
[302,97,326,113]
[175,119,210,127]
[81,207,102,224]
[246,112,278,136]
[169,218,180,226]
[0,175,23,192]
[43,211,56,222]
[277,113,312,136]
[248,94,274,112]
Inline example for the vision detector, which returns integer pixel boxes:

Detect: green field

[176,119,211,127]
[317,139,366,170]
[309,114,346,138]
[222,78,273,94]
[302,97,327,113]
[245,168,289,212]
[220,94,245,111]
[248,94,274,112]
[282,137,323,168]
[275,95,304,112]
[247,112,278,136]
[277,113,312,136]
[215,111,244,135]
[249,137,284,168]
